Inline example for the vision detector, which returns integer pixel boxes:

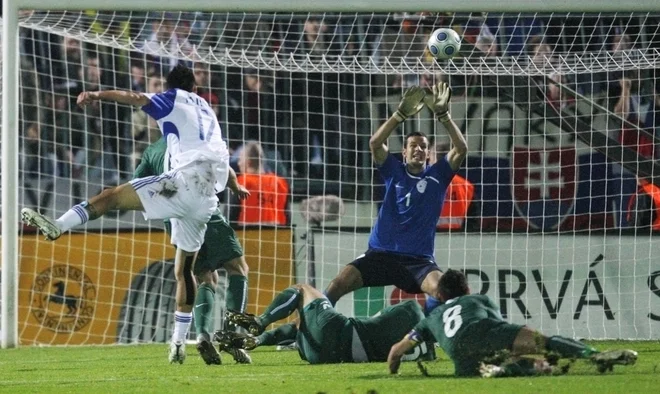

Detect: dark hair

[166,64,195,92]
[439,269,470,300]
[404,131,428,148]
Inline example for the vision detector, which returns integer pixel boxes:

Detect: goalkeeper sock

[193,283,215,337]
[226,275,248,314]
[545,336,598,359]
[258,287,301,327]
[172,311,192,343]
[55,202,90,232]
[256,323,298,346]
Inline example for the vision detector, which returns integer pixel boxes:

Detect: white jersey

[142,88,229,191]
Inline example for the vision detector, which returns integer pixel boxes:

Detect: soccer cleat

[225,310,264,335]
[168,341,186,364]
[591,349,638,373]
[196,333,222,365]
[214,330,259,351]
[214,330,254,364]
[479,363,505,378]
[21,208,62,241]
[224,346,253,364]
[276,341,298,351]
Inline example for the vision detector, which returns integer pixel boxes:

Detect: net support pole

[1,0,20,349]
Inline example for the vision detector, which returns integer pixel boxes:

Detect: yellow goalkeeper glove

[393,86,426,122]
[424,81,452,122]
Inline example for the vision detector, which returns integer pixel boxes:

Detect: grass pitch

[0,341,658,393]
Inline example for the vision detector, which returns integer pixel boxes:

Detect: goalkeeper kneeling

[388,270,638,377]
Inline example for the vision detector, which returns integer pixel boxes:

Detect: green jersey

[134,138,167,179]
[413,294,522,376]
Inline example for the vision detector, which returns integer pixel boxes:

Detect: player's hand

[388,353,402,374]
[77,91,100,108]
[231,184,251,200]
[424,81,452,121]
[394,86,426,122]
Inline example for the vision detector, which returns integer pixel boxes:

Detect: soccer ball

[427,28,461,60]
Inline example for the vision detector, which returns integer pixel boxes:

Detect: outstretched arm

[388,337,416,374]
[425,82,468,171]
[77,90,150,108]
[370,86,427,165]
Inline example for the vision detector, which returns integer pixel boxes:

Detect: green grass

[0,341,658,393]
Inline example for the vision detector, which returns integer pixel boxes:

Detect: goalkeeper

[134,138,252,365]
[387,270,638,377]
[216,284,431,364]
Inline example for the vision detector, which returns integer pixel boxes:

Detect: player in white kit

[21,65,229,364]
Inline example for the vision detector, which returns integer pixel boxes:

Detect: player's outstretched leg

[221,256,252,364]
[512,327,598,359]
[226,286,302,335]
[21,183,143,240]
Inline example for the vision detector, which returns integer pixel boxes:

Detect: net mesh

[7,10,660,344]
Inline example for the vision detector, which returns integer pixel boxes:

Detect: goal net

[7,9,660,345]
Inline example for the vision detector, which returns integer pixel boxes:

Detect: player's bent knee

[512,326,546,355]
[225,256,248,276]
[197,269,215,286]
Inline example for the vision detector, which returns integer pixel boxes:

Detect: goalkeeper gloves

[393,86,426,122]
[424,81,452,122]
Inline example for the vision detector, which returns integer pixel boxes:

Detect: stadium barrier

[18,228,293,345]
[312,231,660,340]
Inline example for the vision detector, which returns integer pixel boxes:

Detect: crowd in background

[13,11,660,230]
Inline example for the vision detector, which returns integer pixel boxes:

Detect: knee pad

[183,255,196,305]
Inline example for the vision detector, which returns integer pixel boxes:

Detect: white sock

[55,203,90,232]
[172,311,192,343]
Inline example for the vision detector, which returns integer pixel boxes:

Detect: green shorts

[164,213,243,276]
[296,298,350,365]
[453,319,524,377]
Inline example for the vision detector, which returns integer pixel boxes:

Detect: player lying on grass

[20,65,231,366]
[215,284,432,364]
[387,270,638,377]
[134,138,251,365]
[324,82,467,316]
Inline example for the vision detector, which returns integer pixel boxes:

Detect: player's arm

[387,329,422,374]
[77,90,150,108]
[425,82,467,171]
[369,86,427,165]
[226,167,250,200]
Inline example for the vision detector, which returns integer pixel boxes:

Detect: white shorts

[130,167,218,252]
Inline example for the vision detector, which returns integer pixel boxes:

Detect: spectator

[430,143,478,231]
[194,62,221,117]
[142,15,192,71]
[131,72,165,168]
[131,63,146,92]
[232,141,289,226]
[627,178,660,231]
[614,76,655,159]
[21,122,55,214]
[527,36,568,108]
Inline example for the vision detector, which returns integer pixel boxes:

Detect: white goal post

[4,0,660,349]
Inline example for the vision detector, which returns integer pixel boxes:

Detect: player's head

[402,131,429,171]
[166,64,196,92]
[437,269,470,302]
